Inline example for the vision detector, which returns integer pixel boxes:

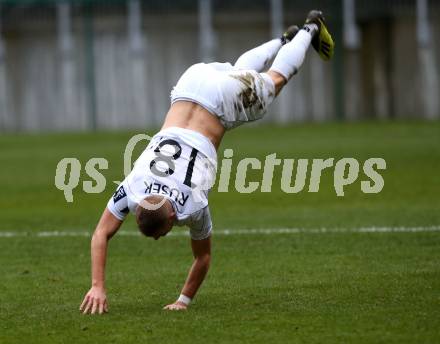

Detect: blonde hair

[135,195,171,237]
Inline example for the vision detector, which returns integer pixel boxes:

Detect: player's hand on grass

[80,286,108,315]
[163,301,188,311]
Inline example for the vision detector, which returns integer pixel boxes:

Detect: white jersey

[107,127,217,240]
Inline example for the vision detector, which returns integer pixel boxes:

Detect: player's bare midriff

[161,100,226,150]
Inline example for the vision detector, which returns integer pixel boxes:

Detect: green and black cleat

[305,10,334,61]
[281,25,300,45]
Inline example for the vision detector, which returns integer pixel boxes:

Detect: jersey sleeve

[106,183,130,221]
[188,206,212,240]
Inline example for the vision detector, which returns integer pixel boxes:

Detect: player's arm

[79,208,123,315]
[164,236,211,310]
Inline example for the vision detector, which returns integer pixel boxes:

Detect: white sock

[270,29,313,80]
[303,23,319,37]
[234,38,283,72]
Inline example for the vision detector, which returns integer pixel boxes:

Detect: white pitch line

[0,226,440,238]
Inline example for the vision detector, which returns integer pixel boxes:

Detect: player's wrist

[91,280,105,289]
[177,294,192,306]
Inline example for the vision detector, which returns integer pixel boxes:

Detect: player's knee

[267,70,287,96]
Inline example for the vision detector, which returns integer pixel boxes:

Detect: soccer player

[79,10,334,314]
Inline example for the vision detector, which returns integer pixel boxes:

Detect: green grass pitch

[0,122,439,343]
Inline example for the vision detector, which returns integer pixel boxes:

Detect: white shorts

[171,62,276,130]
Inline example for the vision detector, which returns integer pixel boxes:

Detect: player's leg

[269,10,335,95]
[267,27,314,95]
[234,26,299,72]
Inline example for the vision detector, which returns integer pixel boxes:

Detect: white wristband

[177,294,192,306]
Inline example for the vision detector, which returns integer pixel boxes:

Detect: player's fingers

[91,299,98,315]
[79,296,89,311]
[82,298,93,314]
[98,300,104,314]
[167,304,184,311]
[104,300,109,313]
